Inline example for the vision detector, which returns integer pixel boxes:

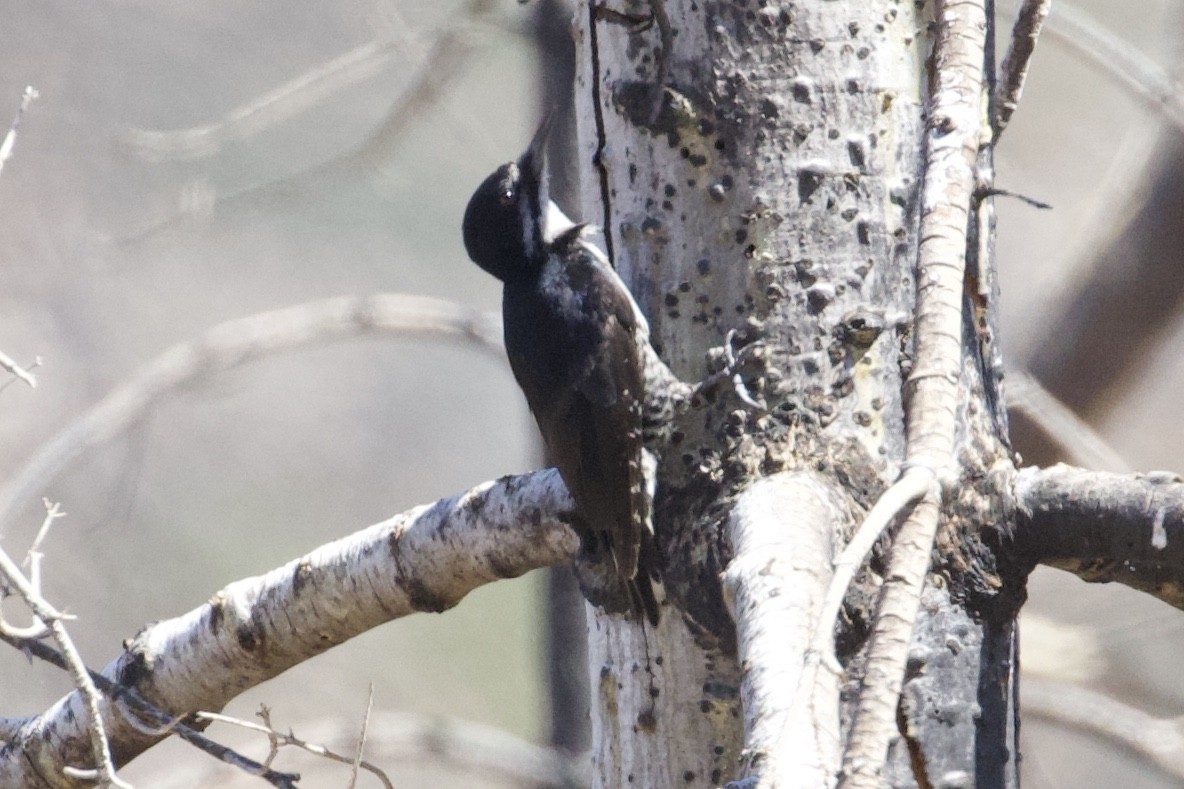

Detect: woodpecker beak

[514,114,554,258]
[519,114,553,184]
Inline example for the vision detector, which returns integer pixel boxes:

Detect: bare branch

[196,708,393,789]
[992,0,1051,136]
[839,0,988,783]
[0,294,503,533]
[200,708,591,788]
[1012,464,1184,608]
[1024,677,1184,783]
[722,473,849,786]
[0,505,127,787]
[0,634,300,787]
[0,470,578,784]
[1007,370,1131,472]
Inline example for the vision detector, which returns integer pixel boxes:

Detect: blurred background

[0,0,1181,786]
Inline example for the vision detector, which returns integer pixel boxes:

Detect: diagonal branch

[1041,2,1184,133]
[0,470,579,784]
[0,294,503,535]
[993,0,1051,136]
[1023,677,1184,784]
[1006,370,1131,472]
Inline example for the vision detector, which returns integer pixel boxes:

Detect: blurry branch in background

[1006,370,1131,472]
[993,0,1050,136]
[122,0,496,243]
[322,710,590,788]
[1032,1,1184,132]
[195,704,393,789]
[124,38,411,162]
[0,349,38,390]
[0,471,579,785]
[0,294,503,537]
[0,87,41,391]
[0,85,37,180]
[1023,677,1184,784]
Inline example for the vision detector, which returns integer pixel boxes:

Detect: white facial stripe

[518,165,546,260]
[543,201,576,243]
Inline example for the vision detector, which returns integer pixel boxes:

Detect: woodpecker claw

[725,329,767,411]
[690,330,767,411]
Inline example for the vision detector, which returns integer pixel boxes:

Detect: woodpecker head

[462,118,552,284]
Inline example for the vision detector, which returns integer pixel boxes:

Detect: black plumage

[462,122,670,624]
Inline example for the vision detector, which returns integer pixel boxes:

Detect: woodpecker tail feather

[571,527,660,625]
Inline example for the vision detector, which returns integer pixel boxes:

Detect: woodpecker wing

[502,232,646,582]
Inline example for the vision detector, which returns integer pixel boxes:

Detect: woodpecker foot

[692,329,767,411]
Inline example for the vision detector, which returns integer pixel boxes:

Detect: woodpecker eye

[498,189,515,206]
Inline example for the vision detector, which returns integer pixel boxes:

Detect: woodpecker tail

[571,527,660,625]
[629,534,661,626]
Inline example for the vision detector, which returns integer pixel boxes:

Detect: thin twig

[348,685,376,789]
[0,543,69,637]
[199,708,394,789]
[993,0,1051,136]
[810,465,936,672]
[0,85,38,181]
[0,294,503,537]
[1,499,67,641]
[48,618,132,789]
[0,533,128,787]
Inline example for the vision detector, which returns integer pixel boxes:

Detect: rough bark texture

[571,0,1021,785]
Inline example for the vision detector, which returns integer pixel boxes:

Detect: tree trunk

[570,1,1020,785]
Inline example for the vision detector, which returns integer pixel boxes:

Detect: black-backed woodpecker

[462,121,692,625]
